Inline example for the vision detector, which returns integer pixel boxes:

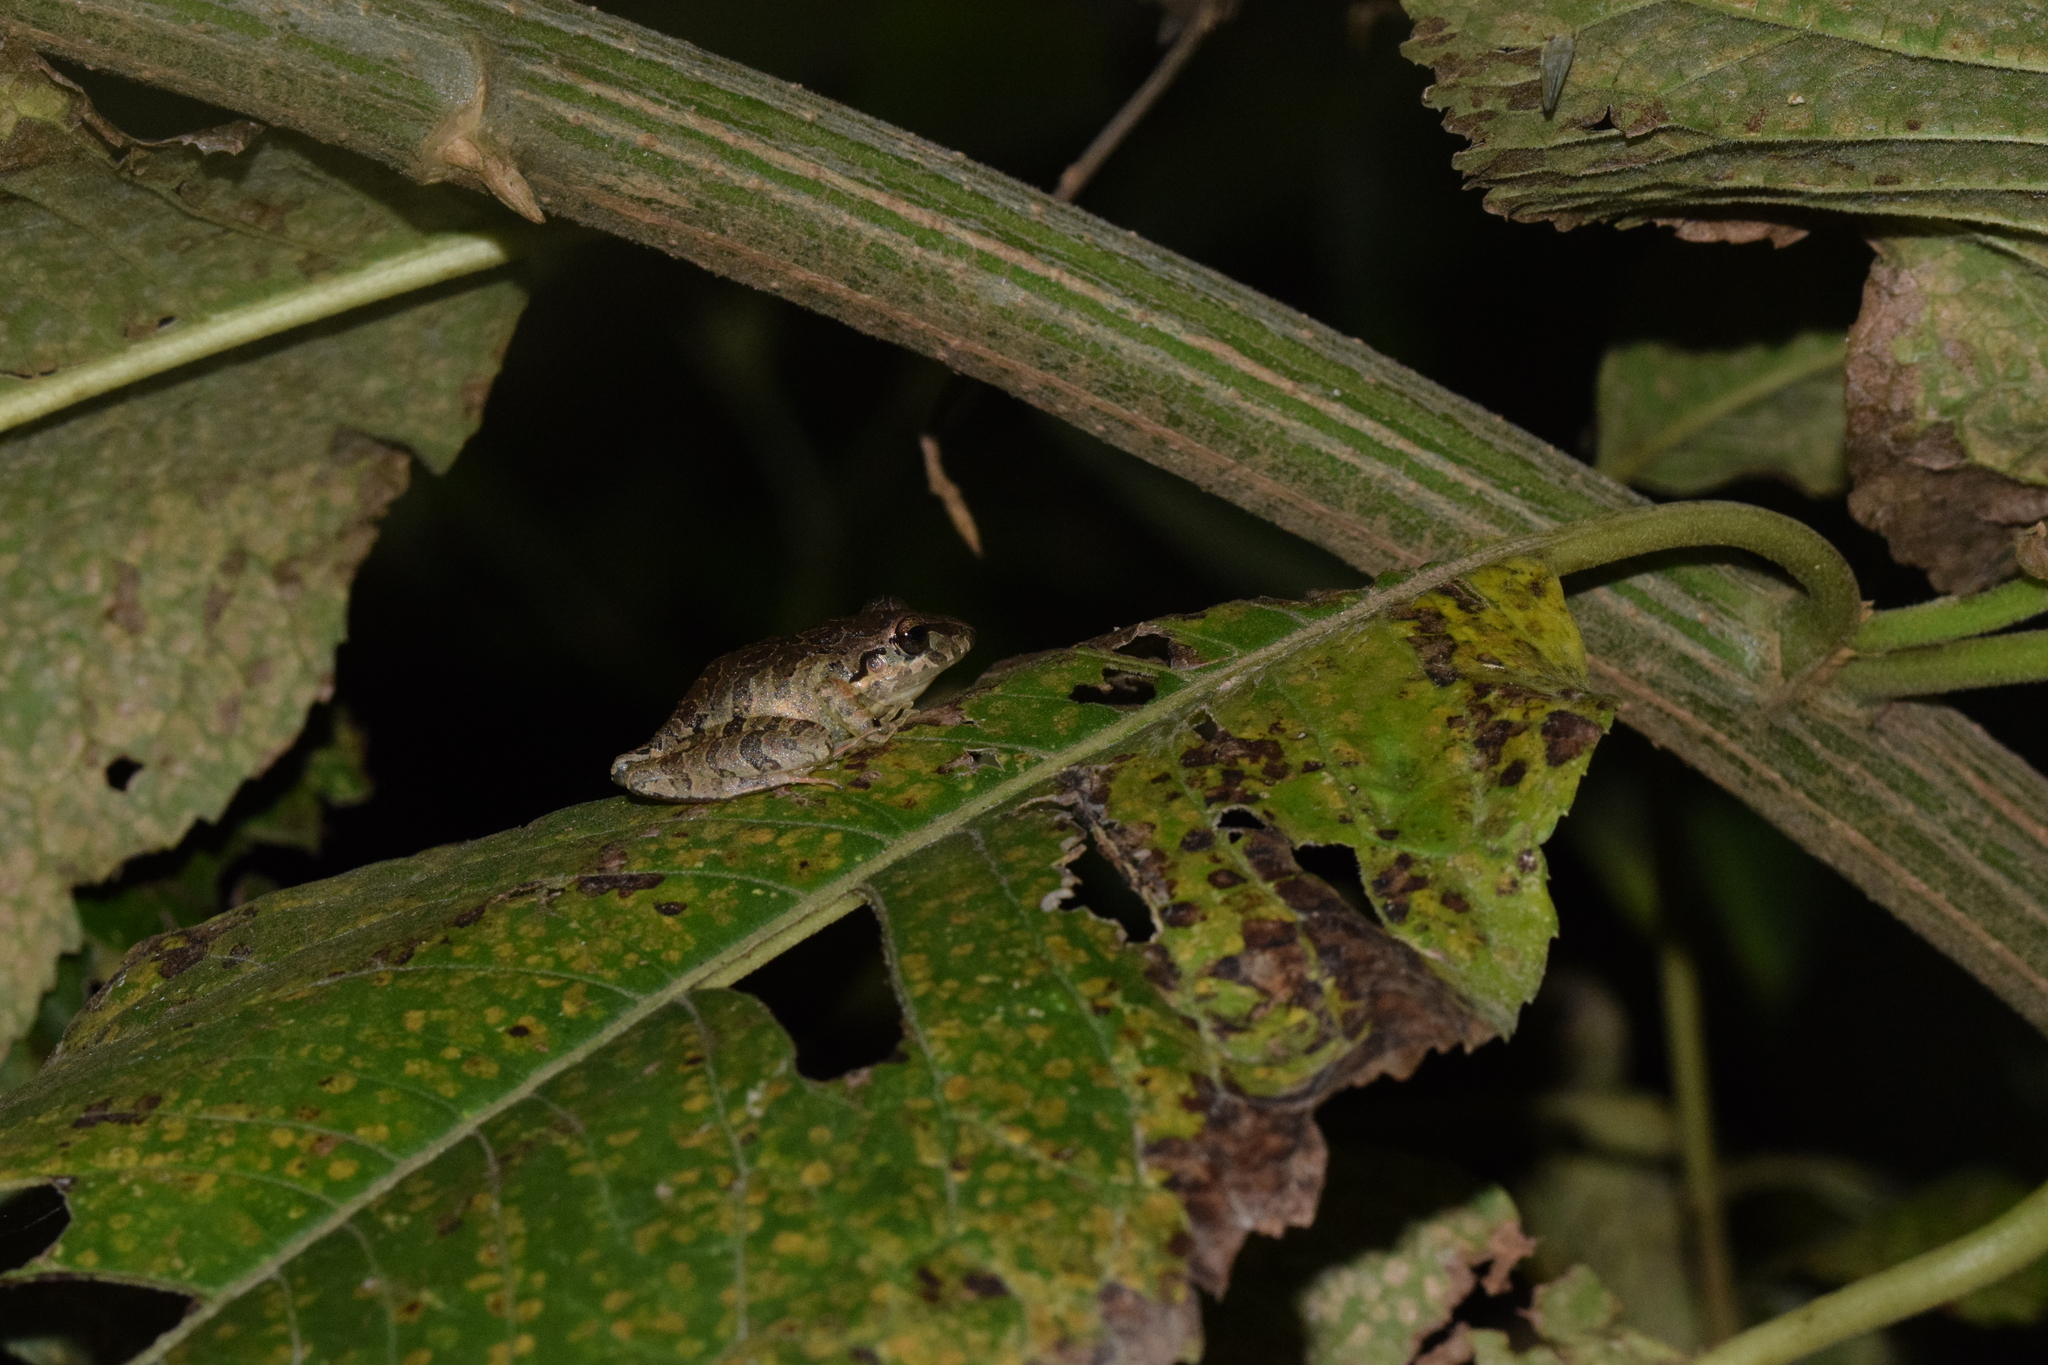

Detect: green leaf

[0,52,527,1054]
[1399,0,2048,235]
[0,286,525,1053]
[0,559,1608,1362]
[65,709,375,973]
[1519,1156,1699,1351]
[1597,333,1846,498]
[1800,1169,2048,1329]
[0,42,520,443]
[1845,233,2048,594]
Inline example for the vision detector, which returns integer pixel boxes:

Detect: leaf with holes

[1400,0,2048,236]
[1299,1190,1683,1365]
[0,558,1608,1364]
[0,46,528,1054]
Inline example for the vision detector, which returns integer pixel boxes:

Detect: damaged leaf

[0,711,373,1094]
[0,48,527,1055]
[1299,1186,1534,1365]
[1400,0,2048,236]
[0,562,1606,1363]
[1302,1191,1681,1365]
[1597,333,1846,499]
[0,277,525,1054]
[1845,234,2048,593]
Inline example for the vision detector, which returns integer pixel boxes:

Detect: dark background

[12,2,2048,1361]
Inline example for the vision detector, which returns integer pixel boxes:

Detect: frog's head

[847,596,974,713]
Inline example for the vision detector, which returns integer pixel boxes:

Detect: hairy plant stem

[1839,630,2048,699]
[13,0,2048,1041]
[1855,579,2048,653]
[1660,944,1740,1345]
[1693,1175,2048,1365]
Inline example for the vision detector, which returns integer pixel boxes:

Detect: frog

[610,597,974,802]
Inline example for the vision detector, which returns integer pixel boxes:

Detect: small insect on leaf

[1540,34,1574,119]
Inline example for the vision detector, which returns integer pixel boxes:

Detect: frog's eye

[894,625,931,657]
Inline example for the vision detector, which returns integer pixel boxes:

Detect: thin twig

[920,433,984,558]
[1053,0,1235,203]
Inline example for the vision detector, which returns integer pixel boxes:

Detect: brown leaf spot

[104,561,146,636]
[1370,854,1429,924]
[1497,760,1527,787]
[1206,868,1246,889]
[961,1272,1009,1299]
[1472,718,1527,768]
[152,943,209,980]
[654,901,687,917]
[577,872,666,897]
[1239,919,1297,950]
[1540,711,1603,766]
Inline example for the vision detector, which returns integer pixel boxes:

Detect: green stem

[1854,579,2048,653]
[1661,944,1741,1344]
[1838,630,2048,699]
[1533,503,1862,674]
[1693,1176,2048,1365]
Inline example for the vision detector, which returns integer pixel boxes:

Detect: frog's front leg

[613,716,840,803]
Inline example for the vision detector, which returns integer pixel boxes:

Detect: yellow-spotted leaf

[0,560,1607,1363]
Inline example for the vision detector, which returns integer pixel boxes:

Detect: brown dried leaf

[1845,235,2048,593]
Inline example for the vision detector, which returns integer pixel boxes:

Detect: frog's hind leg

[616,717,840,802]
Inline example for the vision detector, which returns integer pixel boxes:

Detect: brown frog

[611,597,974,802]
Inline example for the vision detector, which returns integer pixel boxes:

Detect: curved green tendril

[1693,1174,2048,1365]
[1526,502,1863,677]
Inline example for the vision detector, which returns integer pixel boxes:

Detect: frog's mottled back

[610,598,973,802]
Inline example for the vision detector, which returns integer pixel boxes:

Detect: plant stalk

[1854,579,2048,653]
[1660,944,1741,1344]
[1838,630,2048,699]
[13,0,2048,1036]
[1694,1175,2048,1365]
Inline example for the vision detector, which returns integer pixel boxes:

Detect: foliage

[0,564,1606,1361]
[1299,1190,1681,1365]
[2,2,2048,1363]
[1595,334,1846,499]
[0,50,526,1051]
[1404,0,2048,591]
